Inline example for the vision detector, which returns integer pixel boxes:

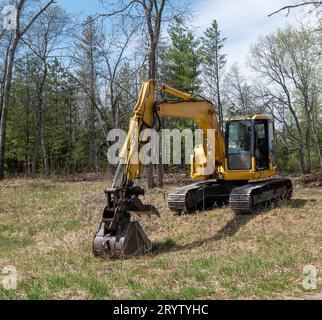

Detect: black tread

[168,180,245,213]
[167,178,293,215]
[229,178,293,214]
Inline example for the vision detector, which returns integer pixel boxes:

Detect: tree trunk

[68,95,73,174]
[90,98,99,174]
[309,101,321,173]
[145,0,166,188]
[157,133,163,188]
[298,142,306,174]
[37,64,49,175]
[40,123,49,175]
[311,122,322,172]
[32,137,38,179]
[0,40,19,180]
[25,82,31,174]
[147,44,156,189]
[305,124,311,174]
[215,48,223,128]
[155,47,163,188]
[90,46,99,174]
[0,46,10,123]
[302,94,311,174]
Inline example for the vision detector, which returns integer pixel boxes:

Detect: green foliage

[165,19,201,95]
[200,19,227,74]
[5,57,92,175]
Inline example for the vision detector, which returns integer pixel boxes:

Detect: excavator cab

[224,115,277,181]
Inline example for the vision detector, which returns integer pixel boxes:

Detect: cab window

[254,121,269,170]
[227,121,252,170]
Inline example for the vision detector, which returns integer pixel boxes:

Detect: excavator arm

[113,80,225,188]
[111,80,157,189]
[93,80,225,259]
[158,100,225,179]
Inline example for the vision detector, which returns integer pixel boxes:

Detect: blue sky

[55,0,104,17]
[55,0,314,69]
[190,0,300,69]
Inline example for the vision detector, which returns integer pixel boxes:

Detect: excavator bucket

[93,219,152,259]
[93,187,159,259]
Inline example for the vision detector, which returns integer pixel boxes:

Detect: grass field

[0,177,321,300]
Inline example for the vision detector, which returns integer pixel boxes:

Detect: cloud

[191,0,306,69]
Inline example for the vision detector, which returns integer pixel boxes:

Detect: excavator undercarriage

[168,180,245,213]
[168,178,292,215]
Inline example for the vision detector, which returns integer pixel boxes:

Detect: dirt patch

[163,173,192,186]
[293,172,322,188]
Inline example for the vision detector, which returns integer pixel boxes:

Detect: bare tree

[74,16,104,174]
[22,5,70,177]
[223,63,256,116]
[0,0,55,180]
[98,0,188,188]
[98,21,137,129]
[134,0,166,189]
[250,27,321,173]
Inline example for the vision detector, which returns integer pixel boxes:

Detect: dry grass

[0,177,321,300]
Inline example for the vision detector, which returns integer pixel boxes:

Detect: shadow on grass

[286,199,316,208]
[152,212,257,255]
[152,198,312,256]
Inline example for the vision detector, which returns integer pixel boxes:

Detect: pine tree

[6,57,81,176]
[201,20,227,126]
[75,16,102,174]
[166,19,201,95]
[160,20,201,173]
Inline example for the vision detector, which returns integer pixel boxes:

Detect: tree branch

[85,0,142,24]
[20,0,56,37]
[268,1,322,17]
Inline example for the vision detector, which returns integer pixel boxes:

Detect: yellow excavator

[93,80,292,259]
